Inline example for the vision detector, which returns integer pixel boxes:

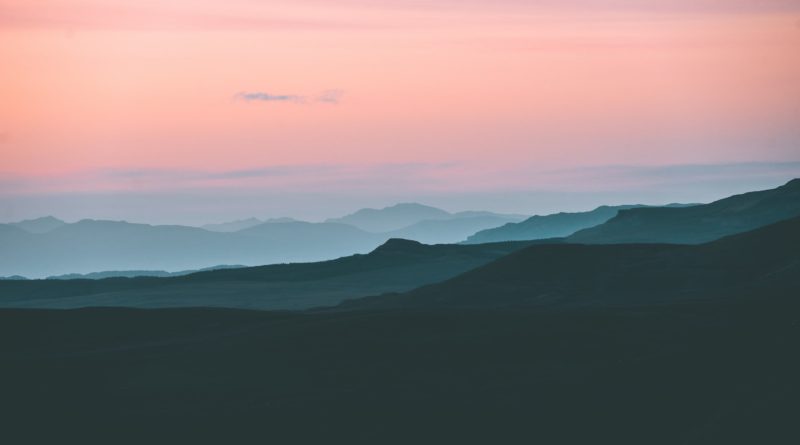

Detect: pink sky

[1,1,799,221]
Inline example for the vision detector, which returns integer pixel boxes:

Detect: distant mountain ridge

[326,203,451,232]
[201,217,297,232]
[464,205,645,243]
[9,216,66,234]
[568,178,800,244]
[45,264,245,280]
[326,202,526,233]
[0,239,542,310]
[0,219,386,278]
[0,205,524,277]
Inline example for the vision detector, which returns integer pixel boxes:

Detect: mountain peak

[10,216,67,234]
[326,203,451,233]
[372,238,425,254]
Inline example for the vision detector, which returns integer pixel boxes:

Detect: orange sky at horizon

[1,0,799,198]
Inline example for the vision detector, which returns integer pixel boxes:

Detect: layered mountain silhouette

[326,202,526,233]
[326,203,453,232]
[201,217,297,232]
[464,205,645,243]
[0,219,386,278]
[347,215,800,310]
[45,264,244,280]
[0,239,540,310]
[568,178,800,244]
[0,204,528,277]
[3,216,799,443]
[9,216,66,234]
[386,214,529,244]
[3,183,800,443]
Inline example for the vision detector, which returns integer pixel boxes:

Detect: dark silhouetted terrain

[2,287,798,443]
[348,216,800,310]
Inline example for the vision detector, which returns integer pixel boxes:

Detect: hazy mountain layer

[201,217,297,232]
[9,216,66,234]
[326,202,526,233]
[0,219,385,278]
[0,240,542,310]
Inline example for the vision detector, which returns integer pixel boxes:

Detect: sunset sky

[1,0,799,223]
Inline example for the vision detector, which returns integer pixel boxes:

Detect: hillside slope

[348,215,800,310]
[568,178,800,244]
[0,239,541,310]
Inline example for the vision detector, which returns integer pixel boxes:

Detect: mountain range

[568,178,800,244]
[3,190,799,443]
[348,215,800,310]
[201,217,297,232]
[0,204,528,277]
[9,216,66,234]
[326,202,527,233]
[0,239,542,310]
[464,204,648,243]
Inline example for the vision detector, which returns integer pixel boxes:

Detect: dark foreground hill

[2,292,798,444]
[0,239,541,310]
[348,215,800,310]
[568,178,800,244]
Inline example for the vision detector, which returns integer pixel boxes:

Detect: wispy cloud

[315,90,344,104]
[234,90,344,104]
[234,92,305,103]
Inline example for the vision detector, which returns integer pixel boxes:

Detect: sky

[1,0,799,223]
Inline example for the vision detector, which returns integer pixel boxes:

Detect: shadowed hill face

[0,239,541,310]
[568,179,800,244]
[346,216,800,310]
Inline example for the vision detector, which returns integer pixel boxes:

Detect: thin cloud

[234,92,306,103]
[235,90,344,104]
[315,90,344,104]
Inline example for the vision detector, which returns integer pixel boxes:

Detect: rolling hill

[568,178,800,244]
[0,239,541,310]
[347,215,800,310]
[463,205,645,243]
